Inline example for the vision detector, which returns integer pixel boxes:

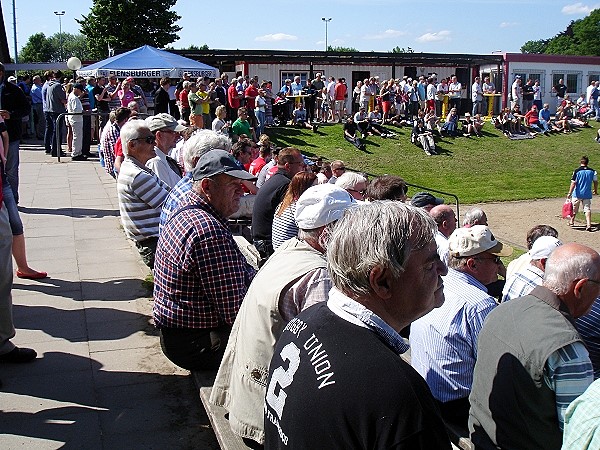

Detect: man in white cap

[153,150,257,371]
[502,236,562,302]
[145,113,186,188]
[211,184,355,447]
[410,225,513,428]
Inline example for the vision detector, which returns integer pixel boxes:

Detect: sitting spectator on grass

[272,171,317,250]
[511,104,526,132]
[462,113,481,137]
[473,114,485,134]
[369,106,394,137]
[343,116,366,150]
[525,105,544,134]
[117,120,170,269]
[292,103,318,132]
[412,109,437,156]
[538,103,553,133]
[555,105,572,133]
[440,107,460,136]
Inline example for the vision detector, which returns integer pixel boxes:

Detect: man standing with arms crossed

[568,155,598,232]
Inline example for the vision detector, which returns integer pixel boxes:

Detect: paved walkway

[0,142,217,449]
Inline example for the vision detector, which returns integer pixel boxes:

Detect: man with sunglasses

[117,120,170,269]
[145,114,185,189]
[410,225,512,428]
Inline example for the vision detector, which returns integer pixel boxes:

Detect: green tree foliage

[520,39,548,54]
[521,9,600,56]
[327,45,358,52]
[77,0,182,59]
[391,46,414,53]
[19,33,54,62]
[19,32,93,62]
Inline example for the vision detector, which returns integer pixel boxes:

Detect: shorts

[335,100,344,110]
[572,197,592,213]
[381,101,391,113]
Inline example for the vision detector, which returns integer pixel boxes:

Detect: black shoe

[50,152,67,157]
[45,150,51,154]
[71,154,87,161]
[0,347,37,363]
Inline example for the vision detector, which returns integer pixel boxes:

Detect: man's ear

[573,278,587,299]
[369,265,393,300]
[199,178,212,197]
[466,257,477,271]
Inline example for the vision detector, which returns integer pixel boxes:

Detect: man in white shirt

[471,77,483,116]
[511,76,522,110]
[145,113,186,188]
[448,75,462,112]
[67,84,86,161]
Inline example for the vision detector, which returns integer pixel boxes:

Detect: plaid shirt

[153,189,256,329]
[501,264,544,302]
[100,121,120,177]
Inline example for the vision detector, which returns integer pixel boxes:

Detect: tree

[391,46,414,53]
[77,0,182,59]
[19,33,54,62]
[520,40,548,54]
[327,45,358,52]
[520,9,600,56]
[19,32,93,62]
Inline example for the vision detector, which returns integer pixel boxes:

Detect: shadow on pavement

[19,206,119,219]
[13,278,150,301]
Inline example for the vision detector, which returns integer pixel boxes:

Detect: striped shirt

[544,342,593,430]
[272,202,298,250]
[100,122,120,177]
[501,264,544,302]
[410,268,497,402]
[280,267,331,321]
[117,156,170,242]
[576,298,600,379]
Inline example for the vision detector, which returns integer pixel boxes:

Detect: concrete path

[0,143,217,449]
[465,198,599,253]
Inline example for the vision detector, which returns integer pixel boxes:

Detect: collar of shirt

[185,188,230,228]
[127,155,158,176]
[327,287,409,355]
[445,267,489,293]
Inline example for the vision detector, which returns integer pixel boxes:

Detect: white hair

[462,208,487,227]
[120,120,150,157]
[182,130,232,172]
[544,251,600,296]
[327,201,437,296]
[335,172,367,190]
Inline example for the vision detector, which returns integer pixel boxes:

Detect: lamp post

[54,11,65,61]
[322,17,332,52]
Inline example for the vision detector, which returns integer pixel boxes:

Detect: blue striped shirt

[159,172,192,232]
[410,268,497,402]
[576,298,600,379]
[501,264,544,302]
[544,342,593,430]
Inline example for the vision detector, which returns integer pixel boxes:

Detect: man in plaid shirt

[153,150,257,371]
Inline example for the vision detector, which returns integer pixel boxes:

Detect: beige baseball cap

[449,225,513,257]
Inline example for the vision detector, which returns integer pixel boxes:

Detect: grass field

[267,119,600,204]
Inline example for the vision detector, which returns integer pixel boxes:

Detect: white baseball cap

[449,225,513,257]
[529,236,562,260]
[295,184,355,230]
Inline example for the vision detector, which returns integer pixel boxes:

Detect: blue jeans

[49,112,64,156]
[5,141,20,204]
[2,181,23,235]
[256,110,265,136]
[44,111,54,153]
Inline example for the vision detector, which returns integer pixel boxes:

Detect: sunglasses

[132,136,156,144]
[474,256,502,264]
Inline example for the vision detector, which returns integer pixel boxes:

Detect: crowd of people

[2,59,600,448]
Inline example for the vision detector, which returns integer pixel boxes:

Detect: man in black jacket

[0,63,31,203]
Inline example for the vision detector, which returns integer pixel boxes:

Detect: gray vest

[468,286,582,450]
[210,238,327,444]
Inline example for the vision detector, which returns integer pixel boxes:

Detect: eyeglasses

[473,256,502,265]
[132,136,156,144]
[587,279,600,286]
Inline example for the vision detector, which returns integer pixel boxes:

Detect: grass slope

[268,120,600,204]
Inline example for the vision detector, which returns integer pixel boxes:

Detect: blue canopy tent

[77,45,219,79]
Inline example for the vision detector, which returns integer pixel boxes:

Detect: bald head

[544,243,600,318]
[430,205,457,238]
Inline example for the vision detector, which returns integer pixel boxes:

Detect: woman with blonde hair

[272,172,317,250]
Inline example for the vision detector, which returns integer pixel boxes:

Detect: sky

[2,0,598,59]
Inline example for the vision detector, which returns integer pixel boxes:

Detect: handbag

[562,198,573,219]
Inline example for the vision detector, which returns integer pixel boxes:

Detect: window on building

[552,72,581,95]
[588,73,600,87]
[280,72,308,89]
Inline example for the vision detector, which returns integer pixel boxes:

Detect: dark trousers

[49,112,64,156]
[82,114,91,156]
[44,111,54,153]
[159,326,231,371]
[449,97,461,113]
[135,236,158,269]
[344,133,364,150]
